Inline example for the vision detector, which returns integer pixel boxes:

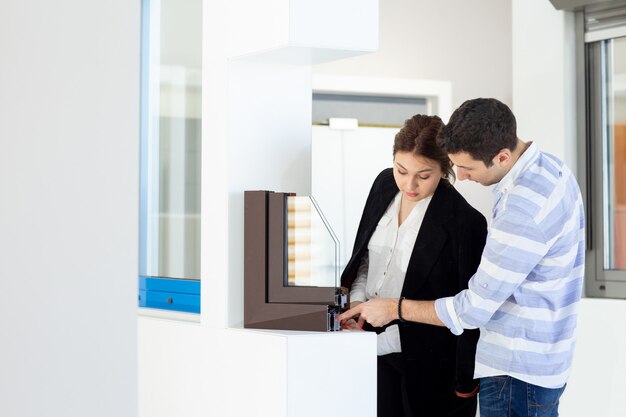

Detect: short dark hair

[436,98,517,166]
[394,114,455,181]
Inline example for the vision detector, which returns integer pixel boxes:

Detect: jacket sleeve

[453,212,487,395]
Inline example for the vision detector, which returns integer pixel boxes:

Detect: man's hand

[338,298,398,328]
[338,298,445,328]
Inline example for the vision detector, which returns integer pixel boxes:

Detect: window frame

[244,191,347,332]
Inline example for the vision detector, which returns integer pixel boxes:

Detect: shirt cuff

[434,297,464,336]
[349,291,367,304]
[377,324,400,356]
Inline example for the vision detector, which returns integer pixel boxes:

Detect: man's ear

[494,149,512,166]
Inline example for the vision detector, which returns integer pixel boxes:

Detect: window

[581,3,626,297]
[244,191,346,332]
[312,93,428,127]
[138,0,202,313]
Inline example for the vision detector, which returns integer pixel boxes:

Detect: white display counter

[139,316,377,417]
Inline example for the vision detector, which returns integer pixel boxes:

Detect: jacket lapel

[401,181,453,297]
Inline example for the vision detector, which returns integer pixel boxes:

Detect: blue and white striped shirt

[435,142,585,389]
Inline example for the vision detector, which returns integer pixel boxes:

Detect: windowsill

[137,307,201,323]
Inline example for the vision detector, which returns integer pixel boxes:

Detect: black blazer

[341,168,487,417]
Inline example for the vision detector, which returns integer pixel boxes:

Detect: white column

[0,1,140,416]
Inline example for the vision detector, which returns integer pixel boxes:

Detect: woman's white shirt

[350,191,432,355]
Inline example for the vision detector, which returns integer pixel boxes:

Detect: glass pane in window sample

[286,196,339,288]
[604,37,626,270]
[140,0,202,283]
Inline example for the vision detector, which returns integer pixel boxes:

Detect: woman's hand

[340,301,364,330]
[340,318,363,330]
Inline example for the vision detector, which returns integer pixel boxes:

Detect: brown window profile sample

[244,190,348,331]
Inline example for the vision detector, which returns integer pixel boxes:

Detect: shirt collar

[493,141,539,195]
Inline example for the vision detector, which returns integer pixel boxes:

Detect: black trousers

[377,353,477,417]
[377,353,414,417]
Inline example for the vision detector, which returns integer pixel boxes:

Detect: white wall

[313,0,512,109]
[559,298,626,417]
[512,0,577,169]
[0,1,139,417]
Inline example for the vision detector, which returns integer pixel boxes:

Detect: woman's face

[392,151,444,203]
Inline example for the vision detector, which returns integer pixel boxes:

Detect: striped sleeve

[436,207,550,335]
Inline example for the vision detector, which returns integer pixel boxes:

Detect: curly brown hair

[393,114,455,181]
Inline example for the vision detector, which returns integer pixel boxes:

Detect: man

[338,98,585,417]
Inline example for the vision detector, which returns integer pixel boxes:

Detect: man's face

[448,152,505,186]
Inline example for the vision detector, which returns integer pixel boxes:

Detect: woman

[341,115,487,417]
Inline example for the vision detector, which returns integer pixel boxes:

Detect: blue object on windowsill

[138,276,200,313]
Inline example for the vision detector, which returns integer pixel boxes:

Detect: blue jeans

[479,376,566,417]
